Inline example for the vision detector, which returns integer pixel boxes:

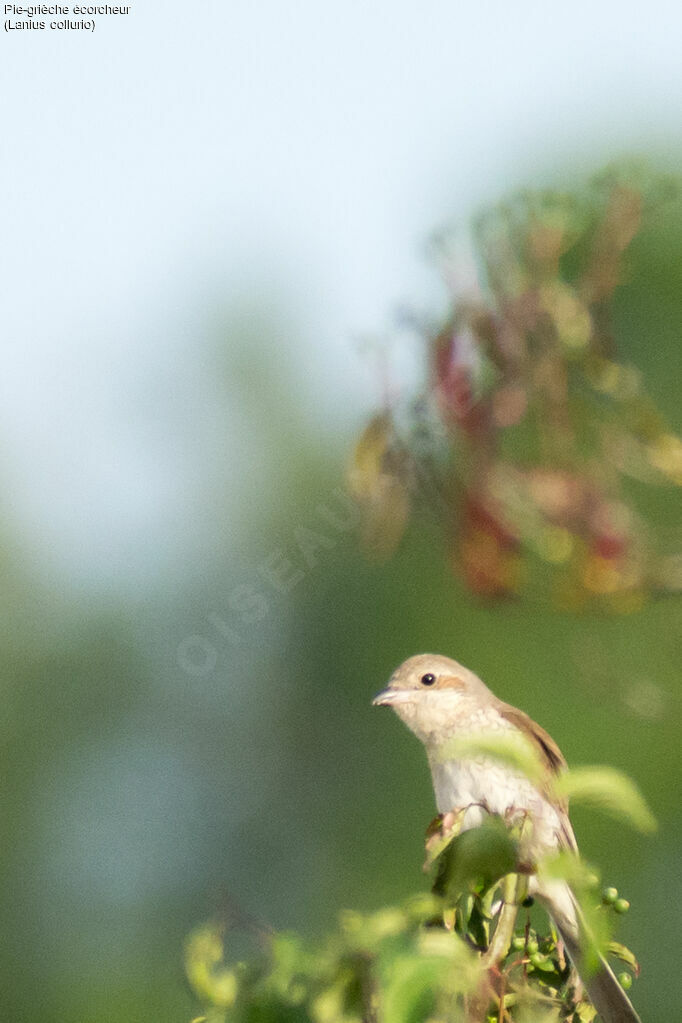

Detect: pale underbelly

[429,755,565,852]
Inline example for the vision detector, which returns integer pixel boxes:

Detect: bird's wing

[495,702,566,772]
[496,701,577,851]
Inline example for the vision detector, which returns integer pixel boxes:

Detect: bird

[372,652,641,1023]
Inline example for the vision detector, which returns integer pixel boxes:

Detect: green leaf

[310,972,360,1023]
[435,731,545,784]
[184,925,241,1010]
[575,1001,599,1022]
[530,955,557,972]
[467,899,490,949]
[455,892,475,934]
[423,809,468,869]
[404,892,442,924]
[339,906,408,949]
[607,941,640,977]
[380,955,443,1023]
[555,766,657,833]
[432,816,518,900]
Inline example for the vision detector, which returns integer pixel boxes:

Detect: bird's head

[372,653,492,745]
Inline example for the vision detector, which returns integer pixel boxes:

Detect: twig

[483,873,522,969]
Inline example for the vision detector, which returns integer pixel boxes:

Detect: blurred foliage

[186,761,651,1023]
[350,163,682,610]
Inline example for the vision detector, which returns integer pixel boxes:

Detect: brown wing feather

[496,701,577,850]
[496,702,566,773]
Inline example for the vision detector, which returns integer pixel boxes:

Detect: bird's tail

[535,878,642,1023]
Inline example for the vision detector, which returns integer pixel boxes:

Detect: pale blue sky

[2,0,682,588]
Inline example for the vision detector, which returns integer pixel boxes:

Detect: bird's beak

[372,687,412,707]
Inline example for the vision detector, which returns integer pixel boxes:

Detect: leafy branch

[185,761,652,1022]
[349,163,682,610]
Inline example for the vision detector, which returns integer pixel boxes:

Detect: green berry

[526,938,539,955]
[619,972,633,990]
[511,936,525,951]
[614,898,630,914]
[602,886,618,905]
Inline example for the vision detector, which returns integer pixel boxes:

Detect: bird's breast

[428,754,563,850]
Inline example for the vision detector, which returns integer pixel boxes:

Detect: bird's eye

[420,673,436,686]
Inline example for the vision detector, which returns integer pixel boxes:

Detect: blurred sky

[2,0,682,590]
